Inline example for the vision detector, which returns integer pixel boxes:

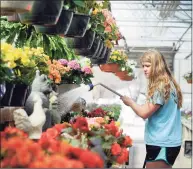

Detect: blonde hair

[140,49,182,108]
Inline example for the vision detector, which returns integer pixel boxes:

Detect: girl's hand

[120,95,133,106]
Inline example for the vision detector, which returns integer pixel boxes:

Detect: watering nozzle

[88,83,123,97]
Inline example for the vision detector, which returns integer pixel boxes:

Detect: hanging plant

[0,17,78,60]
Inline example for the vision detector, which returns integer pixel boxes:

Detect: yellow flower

[4,52,15,62]
[105,40,113,48]
[7,61,16,68]
[92,8,98,15]
[115,121,120,127]
[117,57,121,60]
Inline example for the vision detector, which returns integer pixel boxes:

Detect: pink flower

[58,59,68,66]
[67,60,80,70]
[105,26,112,33]
[82,66,92,75]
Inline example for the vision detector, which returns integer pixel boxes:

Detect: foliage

[64,0,96,15]
[1,43,49,85]
[183,72,192,81]
[0,17,78,60]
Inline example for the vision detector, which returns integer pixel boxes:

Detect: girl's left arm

[120,96,161,119]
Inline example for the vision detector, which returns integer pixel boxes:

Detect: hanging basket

[65,13,90,38]
[18,0,63,25]
[93,41,104,59]
[75,36,101,57]
[66,29,96,49]
[34,9,74,34]
[91,48,111,65]
[115,71,133,81]
[7,13,20,22]
[1,1,34,16]
[100,63,120,73]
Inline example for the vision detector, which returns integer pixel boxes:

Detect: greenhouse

[0,0,192,168]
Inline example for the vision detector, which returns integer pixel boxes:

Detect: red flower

[73,117,89,132]
[46,128,59,139]
[116,148,129,164]
[104,121,119,136]
[53,123,66,133]
[79,150,104,168]
[122,136,133,147]
[111,143,121,156]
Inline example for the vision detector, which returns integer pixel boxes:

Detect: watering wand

[88,83,123,97]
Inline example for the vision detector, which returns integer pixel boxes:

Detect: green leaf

[61,127,73,134]
[102,142,111,149]
[73,0,85,8]
[70,139,81,147]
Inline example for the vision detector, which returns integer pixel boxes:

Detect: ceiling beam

[184,53,192,59]
[117,25,189,28]
[123,38,191,42]
[111,2,192,6]
[116,19,192,24]
[111,7,192,11]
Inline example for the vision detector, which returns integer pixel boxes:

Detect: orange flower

[116,148,129,164]
[122,136,133,147]
[111,143,121,156]
[105,26,112,33]
[73,117,89,132]
[79,150,104,168]
[46,128,59,139]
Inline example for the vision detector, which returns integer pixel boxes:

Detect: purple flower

[58,59,68,66]
[67,60,80,70]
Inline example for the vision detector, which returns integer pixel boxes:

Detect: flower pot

[7,13,20,22]
[66,29,96,49]
[18,0,63,25]
[75,36,101,57]
[115,71,133,81]
[91,48,110,65]
[65,13,90,38]
[0,82,6,104]
[34,9,73,34]
[57,84,80,95]
[98,46,107,59]
[10,83,30,107]
[93,41,104,59]
[187,79,192,84]
[1,83,15,106]
[1,1,34,16]
[100,63,120,73]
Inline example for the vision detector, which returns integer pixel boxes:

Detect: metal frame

[111,7,192,11]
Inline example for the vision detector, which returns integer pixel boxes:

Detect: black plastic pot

[98,46,107,59]
[34,9,74,34]
[92,41,104,59]
[10,83,30,107]
[91,48,111,65]
[66,29,95,49]
[65,13,90,38]
[75,37,101,58]
[1,83,15,107]
[18,0,63,25]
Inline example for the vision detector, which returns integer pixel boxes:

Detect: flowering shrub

[1,43,49,84]
[108,50,127,66]
[91,6,122,48]
[1,126,104,168]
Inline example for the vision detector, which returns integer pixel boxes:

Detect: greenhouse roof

[111,0,192,60]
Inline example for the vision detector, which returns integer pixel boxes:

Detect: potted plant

[100,50,127,73]
[34,6,74,35]
[64,0,95,37]
[115,60,137,81]
[183,72,192,84]
[18,0,63,25]
[1,43,49,106]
